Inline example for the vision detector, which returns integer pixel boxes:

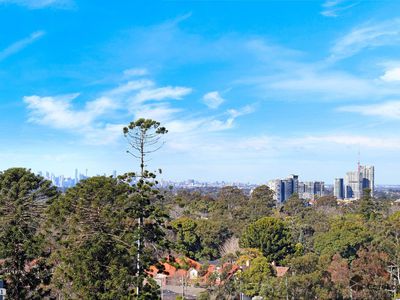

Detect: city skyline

[35,162,375,192]
[1,1,400,183]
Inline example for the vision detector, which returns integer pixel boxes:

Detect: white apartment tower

[344,165,374,200]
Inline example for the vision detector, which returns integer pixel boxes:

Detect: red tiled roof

[275,266,289,277]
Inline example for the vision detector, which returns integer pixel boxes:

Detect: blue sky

[1,0,400,184]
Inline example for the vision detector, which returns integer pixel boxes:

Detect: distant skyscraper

[360,166,374,197]
[268,179,283,203]
[75,168,78,185]
[345,170,360,199]
[113,170,117,178]
[290,174,299,194]
[334,178,344,200]
[344,165,375,199]
[302,181,325,200]
[267,174,300,203]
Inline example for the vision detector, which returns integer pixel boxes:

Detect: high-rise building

[343,165,375,200]
[75,168,79,185]
[267,179,283,203]
[302,181,325,200]
[268,175,325,203]
[345,170,360,199]
[334,178,344,199]
[289,174,299,195]
[360,166,374,197]
[267,174,300,203]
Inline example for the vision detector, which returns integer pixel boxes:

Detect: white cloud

[202,91,225,109]
[123,68,148,77]
[339,101,400,119]
[24,94,121,145]
[321,0,359,17]
[264,69,382,100]
[134,103,181,122]
[329,18,400,61]
[24,94,117,130]
[0,31,45,62]
[133,86,192,103]
[304,134,400,150]
[23,75,254,147]
[107,80,154,96]
[0,0,71,9]
[381,68,400,82]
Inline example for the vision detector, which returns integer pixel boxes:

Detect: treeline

[167,187,400,299]
[0,168,169,299]
[1,167,400,299]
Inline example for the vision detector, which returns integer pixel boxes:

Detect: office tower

[314,181,325,197]
[297,182,305,195]
[334,178,344,199]
[282,179,293,202]
[344,165,375,199]
[289,174,299,194]
[60,175,65,188]
[113,170,117,178]
[75,168,78,185]
[267,179,283,203]
[302,181,313,199]
[360,166,375,197]
[301,181,324,200]
[267,174,299,203]
[345,170,360,199]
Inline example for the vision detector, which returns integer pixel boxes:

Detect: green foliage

[239,256,274,297]
[171,217,201,258]
[240,217,294,263]
[48,176,168,299]
[282,193,309,217]
[197,291,211,300]
[314,214,371,259]
[195,219,231,260]
[246,185,276,221]
[0,168,58,299]
[358,188,376,220]
[171,217,231,261]
[315,195,337,208]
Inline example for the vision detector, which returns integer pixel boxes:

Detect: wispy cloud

[208,105,255,132]
[0,31,45,62]
[24,94,118,129]
[339,101,400,120]
[304,134,400,150]
[202,91,225,109]
[133,86,192,104]
[381,67,400,82]
[123,68,148,77]
[24,74,252,145]
[321,0,360,17]
[107,80,154,96]
[0,0,71,9]
[329,18,400,61]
